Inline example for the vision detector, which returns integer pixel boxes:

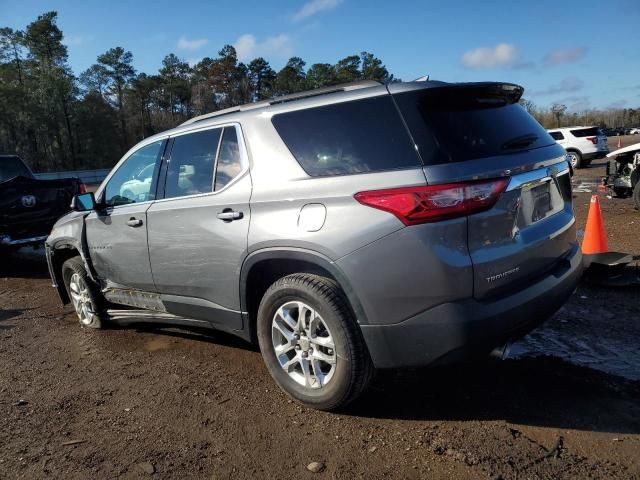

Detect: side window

[215,127,244,191]
[165,128,222,199]
[104,140,163,206]
[549,131,564,140]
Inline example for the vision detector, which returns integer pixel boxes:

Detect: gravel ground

[1,145,639,479]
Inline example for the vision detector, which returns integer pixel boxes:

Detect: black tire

[567,150,584,169]
[633,182,640,210]
[62,256,107,329]
[257,273,373,411]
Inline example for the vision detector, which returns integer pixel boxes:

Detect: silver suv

[46,80,582,410]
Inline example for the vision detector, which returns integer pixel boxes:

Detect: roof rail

[181,79,382,126]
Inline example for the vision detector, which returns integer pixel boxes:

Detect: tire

[62,256,107,329]
[566,150,584,169]
[257,273,374,411]
[633,182,640,210]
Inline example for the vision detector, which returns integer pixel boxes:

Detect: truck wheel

[62,256,107,329]
[567,150,584,169]
[257,273,373,411]
[633,182,640,210]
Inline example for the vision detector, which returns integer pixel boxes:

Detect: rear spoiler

[388,82,524,106]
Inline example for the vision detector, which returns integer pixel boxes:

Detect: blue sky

[3,0,640,110]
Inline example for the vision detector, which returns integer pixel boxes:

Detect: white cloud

[234,34,293,61]
[177,36,208,51]
[544,47,587,65]
[531,77,584,96]
[63,35,93,47]
[461,43,519,69]
[292,0,342,22]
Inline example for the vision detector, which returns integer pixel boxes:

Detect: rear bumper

[360,244,583,368]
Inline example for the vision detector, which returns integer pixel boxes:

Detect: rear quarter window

[271,96,421,177]
[549,131,564,140]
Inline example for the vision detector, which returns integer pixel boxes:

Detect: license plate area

[519,179,564,226]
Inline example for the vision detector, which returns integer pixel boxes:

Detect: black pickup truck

[1,155,85,251]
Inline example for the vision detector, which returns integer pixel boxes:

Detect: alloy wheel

[271,301,337,389]
[68,273,94,325]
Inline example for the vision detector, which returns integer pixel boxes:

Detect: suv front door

[86,140,165,291]
[147,125,251,330]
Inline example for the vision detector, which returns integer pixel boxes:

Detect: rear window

[393,87,556,164]
[271,96,420,177]
[0,156,32,182]
[570,127,599,137]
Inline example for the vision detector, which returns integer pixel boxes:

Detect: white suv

[547,126,609,168]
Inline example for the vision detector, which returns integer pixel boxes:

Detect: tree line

[519,99,640,130]
[1,12,638,173]
[0,12,393,172]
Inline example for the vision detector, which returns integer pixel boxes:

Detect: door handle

[126,217,143,227]
[217,210,243,222]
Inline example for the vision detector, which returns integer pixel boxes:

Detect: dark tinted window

[0,156,32,181]
[165,128,221,199]
[272,96,420,177]
[570,127,599,137]
[215,127,244,191]
[394,87,555,164]
[104,141,163,206]
[549,131,564,140]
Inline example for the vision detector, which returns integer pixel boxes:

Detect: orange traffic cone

[617,136,622,149]
[582,195,609,254]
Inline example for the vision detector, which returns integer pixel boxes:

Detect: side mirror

[71,192,97,212]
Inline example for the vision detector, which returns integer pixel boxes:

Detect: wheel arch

[48,238,95,304]
[240,248,369,344]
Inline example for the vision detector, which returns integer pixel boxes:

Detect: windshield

[393,87,556,164]
[0,156,33,182]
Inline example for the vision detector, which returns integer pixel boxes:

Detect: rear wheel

[257,273,373,411]
[567,150,584,169]
[62,256,106,329]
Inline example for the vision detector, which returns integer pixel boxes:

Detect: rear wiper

[501,134,538,150]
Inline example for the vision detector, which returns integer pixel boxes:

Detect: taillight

[354,178,508,225]
[586,136,598,144]
[78,183,87,193]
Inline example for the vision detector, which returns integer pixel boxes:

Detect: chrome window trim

[506,157,569,192]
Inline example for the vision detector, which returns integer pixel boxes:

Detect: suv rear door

[146,124,250,329]
[391,82,577,299]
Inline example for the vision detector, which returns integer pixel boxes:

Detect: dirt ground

[1,139,640,479]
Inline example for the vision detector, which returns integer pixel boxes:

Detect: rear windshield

[570,127,600,137]
[0,156,32,182]
[393,87,555,164]
[271,96,420,177]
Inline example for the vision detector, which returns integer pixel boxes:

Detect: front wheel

[62,256,107,329]
[257,274,373,411]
